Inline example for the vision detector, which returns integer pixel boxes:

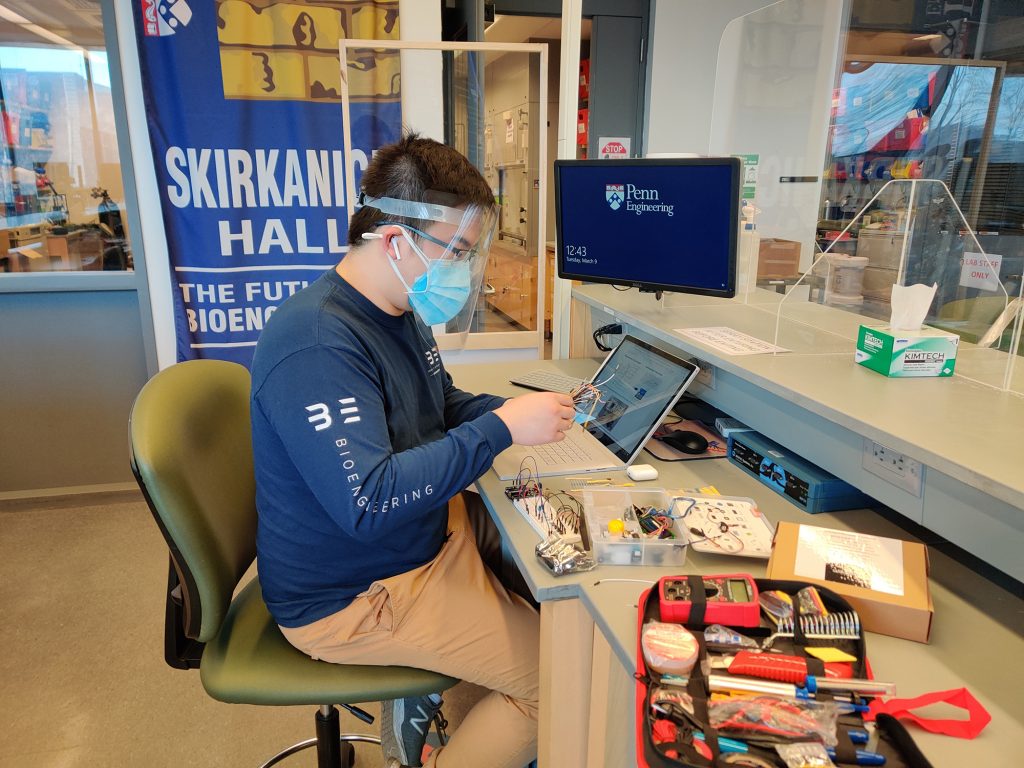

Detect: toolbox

[635,574,937,768]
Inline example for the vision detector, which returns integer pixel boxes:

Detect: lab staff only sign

[134,0,402,365]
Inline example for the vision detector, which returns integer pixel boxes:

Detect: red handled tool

[727,650,854,684]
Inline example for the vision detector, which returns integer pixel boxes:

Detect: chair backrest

[130,359,256,644]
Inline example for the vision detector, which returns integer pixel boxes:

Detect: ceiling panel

[0,0,105,48]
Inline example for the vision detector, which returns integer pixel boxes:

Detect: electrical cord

[592,323,623,352]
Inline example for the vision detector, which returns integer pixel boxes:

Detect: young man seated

[250,134,574,768]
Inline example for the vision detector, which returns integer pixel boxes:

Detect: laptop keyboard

[532,431,593,465]
[509,370,585,394]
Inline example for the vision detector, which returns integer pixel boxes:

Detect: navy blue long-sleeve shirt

[251,269,511,627]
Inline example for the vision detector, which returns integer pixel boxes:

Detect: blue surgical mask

[388,230,473,326]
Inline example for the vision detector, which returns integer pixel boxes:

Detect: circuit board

[671,494,774,558]
[513,494,582,545]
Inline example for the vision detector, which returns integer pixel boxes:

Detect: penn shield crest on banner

[134,0,402,366]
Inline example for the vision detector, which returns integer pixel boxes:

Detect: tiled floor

[0,495,482,768]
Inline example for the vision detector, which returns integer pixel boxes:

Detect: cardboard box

[757,238,801,279]
[855,325,959,377]
[767,521,933,643]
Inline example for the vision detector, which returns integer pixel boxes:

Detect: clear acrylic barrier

[339,41,548,354]
[706,0,848,310]
[775,179,1023,391]
[659,0,849,353]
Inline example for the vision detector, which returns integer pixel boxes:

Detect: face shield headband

[358,192,498,256]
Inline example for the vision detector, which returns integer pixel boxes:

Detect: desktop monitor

[554,157,741,298]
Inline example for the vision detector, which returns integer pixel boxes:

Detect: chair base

[256,704,449,768]
[256,705,380,768]
[258,735,376,768]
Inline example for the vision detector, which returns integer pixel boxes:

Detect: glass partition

[707,0,1024,392]
[709,0,848,308]
[0,47,131,273]
[340,41,547,355]
[775,179,1022,390]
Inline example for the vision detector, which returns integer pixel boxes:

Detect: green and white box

[855,325,959,378]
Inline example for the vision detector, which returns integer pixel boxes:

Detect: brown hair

[348,133,494,245]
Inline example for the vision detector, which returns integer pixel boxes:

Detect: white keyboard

[509,369,585,394]
[532,432,592,465]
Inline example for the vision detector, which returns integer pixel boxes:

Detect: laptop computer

[492,336,700,480]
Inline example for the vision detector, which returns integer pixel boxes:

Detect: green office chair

[129,359,457,767]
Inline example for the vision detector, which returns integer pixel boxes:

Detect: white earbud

[361,230,402,260]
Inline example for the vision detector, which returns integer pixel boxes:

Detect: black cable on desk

[593,323,623,352]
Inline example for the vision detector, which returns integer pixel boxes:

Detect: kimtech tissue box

[767,521,933,643]
[855,325,959,377]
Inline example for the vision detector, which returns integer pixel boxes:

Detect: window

[0,18,130,273]
[818,3,1024,352]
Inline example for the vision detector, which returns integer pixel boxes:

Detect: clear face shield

[359,191,498,346]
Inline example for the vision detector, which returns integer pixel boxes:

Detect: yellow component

[699,486,720,496]
[607,519,625,535]
[805,647,858,663]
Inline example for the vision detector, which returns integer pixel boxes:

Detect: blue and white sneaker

[380,692,443,767]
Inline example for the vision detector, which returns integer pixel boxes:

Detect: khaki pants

[281,493,540,768]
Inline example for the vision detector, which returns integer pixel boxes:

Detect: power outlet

[694,359,716,390]
[862,439,924,496]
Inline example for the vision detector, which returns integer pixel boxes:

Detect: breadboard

[671,494,774,559]
[512,495,550,539]
[513,494,582,544]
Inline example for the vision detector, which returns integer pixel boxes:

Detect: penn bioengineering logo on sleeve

[141,0,192,36]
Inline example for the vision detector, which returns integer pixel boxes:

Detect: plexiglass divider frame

[651,0,847,347]
[774,178,1023,392]
[338,40,548,356]
[706,0,848,311]
[699,0,1023,394]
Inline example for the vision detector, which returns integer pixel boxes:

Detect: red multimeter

[658,574,760,627]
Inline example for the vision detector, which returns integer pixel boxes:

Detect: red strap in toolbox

[866,687,991,740]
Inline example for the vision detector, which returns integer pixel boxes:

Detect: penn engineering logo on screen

[141,0,193,36]
[605,183,674,216]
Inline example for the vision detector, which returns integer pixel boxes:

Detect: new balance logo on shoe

[381,693,443,767]
[406,700,434,736]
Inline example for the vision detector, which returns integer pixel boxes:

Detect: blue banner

[134,0,402,365]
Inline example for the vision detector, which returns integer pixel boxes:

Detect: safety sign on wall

[597,136,631,159]
[960,252,1002,292]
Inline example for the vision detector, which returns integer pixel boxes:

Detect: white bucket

[827,254,868,301]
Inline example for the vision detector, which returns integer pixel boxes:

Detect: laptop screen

[578,336,699,462]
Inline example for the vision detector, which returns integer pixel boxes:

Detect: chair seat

[200,579,458,706]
